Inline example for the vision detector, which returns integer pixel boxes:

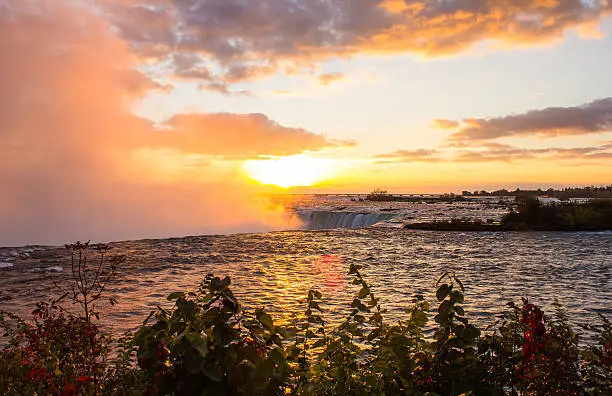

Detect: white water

[299,211,397,230]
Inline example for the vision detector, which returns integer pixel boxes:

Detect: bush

[133,275,289,395]
[0,242,140,395]
[0,299,108,395]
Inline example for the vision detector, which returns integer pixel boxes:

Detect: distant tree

[366,188,392,201]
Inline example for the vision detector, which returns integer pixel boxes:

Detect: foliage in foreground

[1,245,611,395]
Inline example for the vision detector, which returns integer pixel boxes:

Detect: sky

[1,0,612,245]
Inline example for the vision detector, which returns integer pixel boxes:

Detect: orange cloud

[152,113,355,158]
[432,119,460,129]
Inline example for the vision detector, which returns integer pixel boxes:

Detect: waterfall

[299,211,397,230]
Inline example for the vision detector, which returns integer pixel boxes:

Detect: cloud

[374,143,612,163]
[446,98,612,142]
[432,119,460,129]
[152,113,355,158]
[200,81,252,96]
[0,0,326,246]
[373,149,440,163]
[454,144,612,162]
[318,73,345,86]
[102,0,612,85]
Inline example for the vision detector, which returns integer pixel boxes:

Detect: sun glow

[243,154,334,188]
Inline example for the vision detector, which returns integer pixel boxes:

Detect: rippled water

[1,228,611,337]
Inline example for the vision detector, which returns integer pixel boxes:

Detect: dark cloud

[103,0,612,84]
[446,98,612,142]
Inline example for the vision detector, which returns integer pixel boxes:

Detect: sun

[243,154,334,188]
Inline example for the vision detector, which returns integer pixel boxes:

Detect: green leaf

[256,309,274,330]
[308,315,323,324]
[310,301,322,312]
[366,328,382,341]
[348,264,362,275]
[285,328,298,340]
[203,364,223,382]
[256,358,275,378]
[312,338,326,348]
[167,292,184,301]
[463,324,480,340]
[434,311,450,325]
[354,315,366,323]
[221,276,231,289]
[410,310,428,327]
[450,290,464,304]
[351,299,369,312]
[269,347,286,364]
[369,311,381,322]
[436,284,452,302]
[186,332,208,357]
[286,346,301,359]
[177,300,196,316]
[438,299,452,314]
[210,277,223,292]
[202,307,220,324]
[185,352,205,374]
[358,286,370,299]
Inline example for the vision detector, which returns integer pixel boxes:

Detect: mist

[0,1,301,246]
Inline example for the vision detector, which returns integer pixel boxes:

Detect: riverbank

[405,197,612,232]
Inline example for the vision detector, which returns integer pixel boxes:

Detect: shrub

[133,275,290,395]
[0,242,131,395]
[0,299,107,395]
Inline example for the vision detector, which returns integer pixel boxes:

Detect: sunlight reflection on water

[1,228,611,336]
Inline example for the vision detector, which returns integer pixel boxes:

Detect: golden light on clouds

[243,155,336,188]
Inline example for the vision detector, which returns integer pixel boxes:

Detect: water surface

[1,229,610,336]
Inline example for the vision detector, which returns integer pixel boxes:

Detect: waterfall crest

[300,211,396,230]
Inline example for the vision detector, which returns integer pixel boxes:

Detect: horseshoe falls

[298,211,397,230]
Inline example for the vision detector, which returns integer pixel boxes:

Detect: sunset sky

[2,0,612,244]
